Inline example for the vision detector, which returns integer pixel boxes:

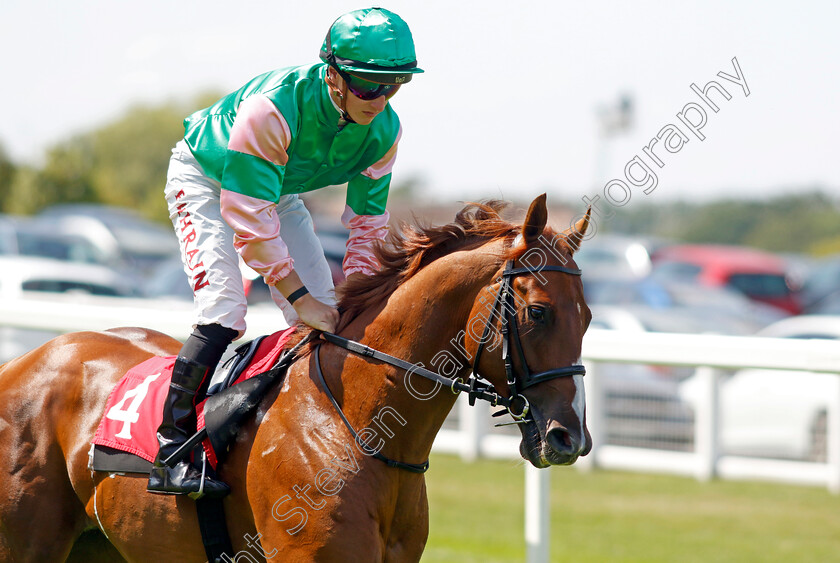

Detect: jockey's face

[326,68,399,126]
[344,86,395,125]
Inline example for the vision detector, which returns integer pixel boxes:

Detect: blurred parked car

[143,256,195,301]
[37,204,179,280]
[680,315,840,461]
[651,244,802,315]
[0,255,136,299]
[0,214,107,265]
[799,254,840,314]
[0,255,137,362]
[585,277,784,335]
[574,234,657,280]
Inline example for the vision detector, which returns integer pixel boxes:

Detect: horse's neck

[332,242,503,461]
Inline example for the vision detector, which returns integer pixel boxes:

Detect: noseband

[470,259,587,420]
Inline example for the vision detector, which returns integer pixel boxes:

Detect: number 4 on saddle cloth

[90,327,298,474]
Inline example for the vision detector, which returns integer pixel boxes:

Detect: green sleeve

[346,173,391,216]
[221,150,286,203]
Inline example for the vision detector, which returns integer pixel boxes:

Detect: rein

[314,257,586,473]
[313,343,430,473]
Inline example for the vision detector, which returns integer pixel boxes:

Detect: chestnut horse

[0,194,591,562]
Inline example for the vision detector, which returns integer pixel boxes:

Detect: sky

[1,0,838,209]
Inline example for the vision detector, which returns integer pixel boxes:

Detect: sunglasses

[339,71,400,101]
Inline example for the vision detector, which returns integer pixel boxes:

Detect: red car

[651,244,801,315]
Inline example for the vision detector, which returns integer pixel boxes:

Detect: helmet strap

[326,67,356,124]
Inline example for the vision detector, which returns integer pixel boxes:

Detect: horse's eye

[528,306,546,322]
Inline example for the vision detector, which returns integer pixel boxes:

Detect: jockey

[147,7,423,498]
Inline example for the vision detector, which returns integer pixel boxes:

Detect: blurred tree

[4,141,97,214]
[679,199,766,245]
[0,142,17,213]
[3,91,221,221]
[809,236,840,257]
[4,166,38,214]
[741,192,840,253]
[604,190,840,256]
[86,103,185,221]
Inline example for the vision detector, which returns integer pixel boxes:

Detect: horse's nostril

[546,427,574,453]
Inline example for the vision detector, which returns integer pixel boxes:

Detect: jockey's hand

[292,293,339,333]
[275,270,339,333]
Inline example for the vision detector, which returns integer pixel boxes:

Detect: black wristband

[287,286,310,305]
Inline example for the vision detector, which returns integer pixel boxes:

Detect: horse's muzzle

[544,423,591,465]
[519,412,591,467]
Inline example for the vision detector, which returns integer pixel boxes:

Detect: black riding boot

[147,357,230,498]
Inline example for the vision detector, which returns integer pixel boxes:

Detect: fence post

[827,378,840,494]
[525,464,549,563]
[458,393,485,462]
[693,366,720,482]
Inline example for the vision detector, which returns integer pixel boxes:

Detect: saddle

[90,327,300,474]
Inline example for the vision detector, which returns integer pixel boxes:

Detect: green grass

[422,454,840,562]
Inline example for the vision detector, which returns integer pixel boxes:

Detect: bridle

[470,259,587,421]
[314,254,586,473]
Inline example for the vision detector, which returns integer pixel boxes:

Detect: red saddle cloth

[92,327,297,468]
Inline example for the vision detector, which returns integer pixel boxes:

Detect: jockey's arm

[220,97,339,332]
[341,131,399,279]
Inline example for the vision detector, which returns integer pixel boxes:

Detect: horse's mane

[336,200,522,326]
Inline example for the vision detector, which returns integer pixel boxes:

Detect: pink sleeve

[361,126,401,180]
[341,205,390,277]
[228,95,291,165]
[220,189,294,284]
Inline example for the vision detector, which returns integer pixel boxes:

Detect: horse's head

[336,193,591,466]
[465,194,592,467]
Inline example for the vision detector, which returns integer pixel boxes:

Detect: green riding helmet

[319,7,424,85]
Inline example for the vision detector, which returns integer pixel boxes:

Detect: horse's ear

[561,207,592,254]
[522,193,548,244]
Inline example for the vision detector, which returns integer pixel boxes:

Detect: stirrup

[189,450,210,500]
